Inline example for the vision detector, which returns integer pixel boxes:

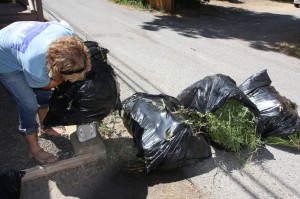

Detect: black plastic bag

[83,41,109,64]
[43,41,121,127]
[177,74,259,115]
[122,92,212,173]
[0,170,25,199]
[239,70,300,137]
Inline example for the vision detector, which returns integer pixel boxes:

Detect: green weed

[263,132,300,150]
[175,100,261,154]
[96,113,117,138]
[206,100,260,153]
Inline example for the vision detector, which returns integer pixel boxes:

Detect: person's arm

[42,78,64,90]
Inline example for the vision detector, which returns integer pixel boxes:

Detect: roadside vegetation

[111,0,148,9]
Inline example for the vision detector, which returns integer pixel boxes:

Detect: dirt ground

[1,0,299,198]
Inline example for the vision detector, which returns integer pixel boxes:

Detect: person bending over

[0,21,91,164]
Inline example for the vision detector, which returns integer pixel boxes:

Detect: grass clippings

[263,132,300,150]
[176,99,261,154]
[206,100,260,153]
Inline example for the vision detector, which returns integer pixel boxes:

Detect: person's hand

[86,65,92,72]
[42,78,64,90]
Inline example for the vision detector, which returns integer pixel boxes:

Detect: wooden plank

[22,151,106,182]
[21,125,107,182]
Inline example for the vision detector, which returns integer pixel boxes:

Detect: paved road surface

[42,0,300,105]
[21,0,300,198]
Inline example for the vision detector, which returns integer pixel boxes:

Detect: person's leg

[24,133,57,163]
[37,107,48,125]
[0,71,57,164]
[37,108,66,136]
[34,89,66,137]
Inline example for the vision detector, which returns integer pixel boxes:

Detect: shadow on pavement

[21,135,297,199]
[21,136,214,199]
[141,4,300,57]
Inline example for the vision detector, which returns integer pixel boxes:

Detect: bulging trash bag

[239,70,300,137]
[83,41,109,64]
[43,41,121,127]
[177,74,259,115]
[122,92,212,173]
[0,170,26,199]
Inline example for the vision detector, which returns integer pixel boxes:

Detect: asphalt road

[27,0,300,198]
[42,0,300,106]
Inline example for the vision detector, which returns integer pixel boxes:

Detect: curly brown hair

[46,36,91,82]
